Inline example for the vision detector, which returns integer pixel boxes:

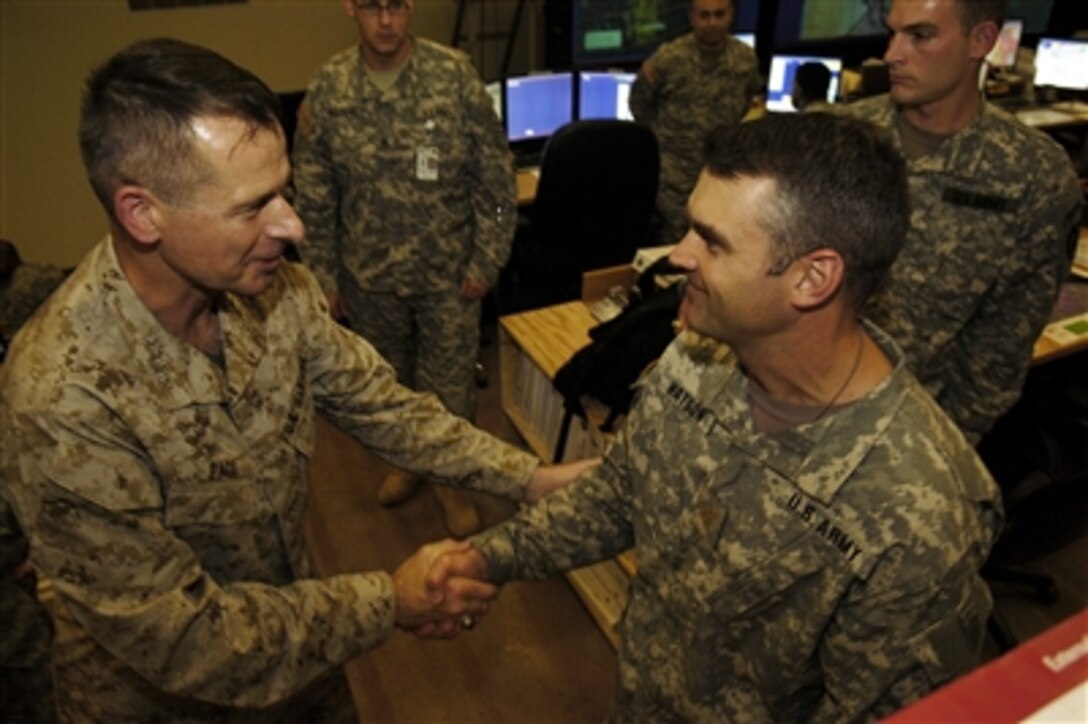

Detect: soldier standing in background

[843,0,1082,444]
[629,0,762,246]
[431,114,1002,721]
[293,0,516,536]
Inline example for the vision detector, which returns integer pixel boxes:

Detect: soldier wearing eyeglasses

[293,0,517,537]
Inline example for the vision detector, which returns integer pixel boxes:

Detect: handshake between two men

[389,457,602,638]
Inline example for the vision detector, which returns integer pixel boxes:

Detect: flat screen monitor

[776,0,1052,41]
[774,0,886,43]
[485,80,503,123]
[571,0,759,66]
[504,73,574,142]
[765,55,842,113]
[986,18,1024,69]
[734,32,755,50]
[577,71,636,121]
[1033,37,1088,91]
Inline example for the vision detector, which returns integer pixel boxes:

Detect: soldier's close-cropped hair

[79,37,282,212]
[703,113,909,311]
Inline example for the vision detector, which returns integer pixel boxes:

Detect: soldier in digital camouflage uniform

[292,0,517,536]
[434,113,1003,721]
[0,38,589,722]
[842,0,1082,445]
[629,0,762,246]
[0,239,68,352]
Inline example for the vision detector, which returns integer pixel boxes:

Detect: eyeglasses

[353,0,410,16]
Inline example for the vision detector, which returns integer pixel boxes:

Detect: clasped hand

[391,538,490,639]
[391,457,600,638]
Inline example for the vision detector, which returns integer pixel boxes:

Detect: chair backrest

[517,120,659,299]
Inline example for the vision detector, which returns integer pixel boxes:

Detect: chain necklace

[748,331,866,427]
[812,330,865,422]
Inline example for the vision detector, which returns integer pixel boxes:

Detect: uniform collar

[885,94,996,176]
[96,237,269,410]
[679,321,912,506]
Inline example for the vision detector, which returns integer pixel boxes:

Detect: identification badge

[416,146,439,181]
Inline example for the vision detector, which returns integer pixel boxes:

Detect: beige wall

[0,0,538,267]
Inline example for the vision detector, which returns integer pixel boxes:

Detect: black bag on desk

[552,264,683,460]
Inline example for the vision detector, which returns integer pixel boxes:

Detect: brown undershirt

[894,111,952,160]
[365,63,407,93]
[747,378,849,434]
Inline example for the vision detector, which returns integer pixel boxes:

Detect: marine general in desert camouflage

[432,113,1003,721]
[629,0,762,246]
[0,37,588,722]
[292,0,517,536]
[842,0,1082,444]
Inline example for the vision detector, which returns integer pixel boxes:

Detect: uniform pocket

[164,477,266,528]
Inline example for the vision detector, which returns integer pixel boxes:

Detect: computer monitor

[485,80,503,124]
[986,18,1024,69]
[734,32,755,50]
[571,0,760,67]
[577,71,636,121]
[504,72,574,142]
[765,55,842,113]
[1033,37,1088,92]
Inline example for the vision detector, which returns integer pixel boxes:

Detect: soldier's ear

[790,248,843,311]
[969,20,1000,62]
[114,185,162,246]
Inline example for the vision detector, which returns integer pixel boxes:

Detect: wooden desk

[516,168,539,206]
[1033,279,1088,365]
[1033,228,1088,363]
[499,300,595,461]
[1016,106,1088,130]
[885,608,1088,722]
[498,299,631,647]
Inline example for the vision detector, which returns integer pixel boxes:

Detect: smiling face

[883,0,993,113]
[151,116,302,298]
[669,172,795,345]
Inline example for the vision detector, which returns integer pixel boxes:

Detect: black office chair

[498,119,660,314]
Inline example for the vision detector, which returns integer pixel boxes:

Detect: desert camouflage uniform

[293,37,515,419]
[0,237,538,721]
[474,323,1002,722]
[844,96,1082,444]
[629,34,761,246]
[0,486,56,723]
[0,262,67,343]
